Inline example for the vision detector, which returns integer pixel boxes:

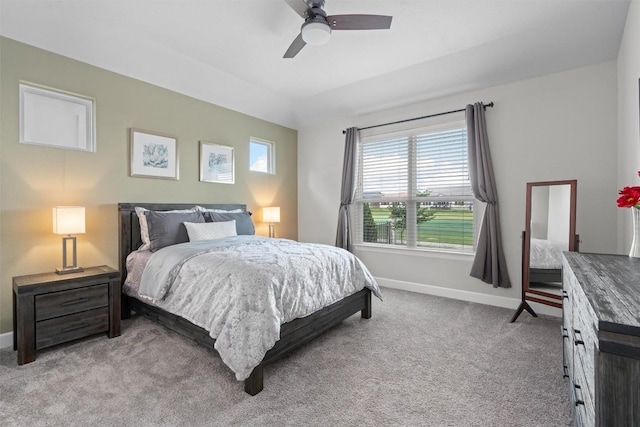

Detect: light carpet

[0,287,571,426]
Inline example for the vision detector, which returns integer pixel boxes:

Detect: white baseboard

[0,331,13,349]
[376,276,562,318]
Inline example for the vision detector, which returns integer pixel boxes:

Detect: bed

[118,202,379,395]
[528,238,566,283]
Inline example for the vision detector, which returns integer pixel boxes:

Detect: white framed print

[19,82,96,152]
[130,129,179,180]
[200,141,234,184]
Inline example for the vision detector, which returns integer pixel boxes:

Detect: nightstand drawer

[35,284,108,321]
[36,307,109,349]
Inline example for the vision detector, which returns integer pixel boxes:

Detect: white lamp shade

[301,21,331,45]
[53,206,86,235]
[263,207,281,223]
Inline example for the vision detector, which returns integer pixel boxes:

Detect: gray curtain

[336,127,359,251]
[466,103,511,288]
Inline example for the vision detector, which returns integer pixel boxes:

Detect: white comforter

[136,236,381,381]
[530,238,566,269]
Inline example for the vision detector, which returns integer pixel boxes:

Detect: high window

[355,122,475,253]
[249,138,275,174]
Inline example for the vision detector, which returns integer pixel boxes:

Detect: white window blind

[360,136,409,200]
[355,123,475,253]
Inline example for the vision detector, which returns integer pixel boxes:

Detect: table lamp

[53,206,85,274]
[263,207,280,238]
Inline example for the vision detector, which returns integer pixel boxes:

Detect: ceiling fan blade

[284,0,312,19]
[283,33,307,58]
[327,14,393,31]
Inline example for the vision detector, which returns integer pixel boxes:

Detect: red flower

[617,187,640,207]
[618,176,640,208]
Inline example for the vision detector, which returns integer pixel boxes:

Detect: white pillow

[184,220,237,241]
[134,206,197,250]
[194,206,244,214]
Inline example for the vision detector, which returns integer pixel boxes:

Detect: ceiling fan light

[301,21,331,45]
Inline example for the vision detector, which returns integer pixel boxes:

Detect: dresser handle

[562,290,569,300]
[563,365,569,379]
[573,383,585,406]
[60,297,89,307]
[573,329,584,346]
[61,322,90,333]
[562,328,569,340]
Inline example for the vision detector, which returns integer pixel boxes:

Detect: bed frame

[118,202,372,395]
[529,268,561,284]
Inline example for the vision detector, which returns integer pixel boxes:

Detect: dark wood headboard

[118,203,247,284]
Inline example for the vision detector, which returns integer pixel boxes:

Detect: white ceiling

[0,0,630,129]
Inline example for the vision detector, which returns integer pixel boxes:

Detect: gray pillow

[145,211,205,251]
[207,211,255,235]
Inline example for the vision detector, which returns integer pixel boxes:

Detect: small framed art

[130,129,179,180]
[200,141,235,184]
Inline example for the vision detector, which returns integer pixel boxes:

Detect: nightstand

[13,265,121,365]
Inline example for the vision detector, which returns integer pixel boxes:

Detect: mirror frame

[512,179,578,322]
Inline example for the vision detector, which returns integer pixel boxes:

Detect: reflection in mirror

[529,185,570,285]
[510,180,578,323]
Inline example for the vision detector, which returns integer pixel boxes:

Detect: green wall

[0,37,298,335]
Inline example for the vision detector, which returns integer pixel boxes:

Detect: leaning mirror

[510,180,578,322]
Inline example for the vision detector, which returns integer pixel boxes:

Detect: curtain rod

[342,102,494,134]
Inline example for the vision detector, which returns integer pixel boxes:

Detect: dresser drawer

[573,360,595,427]
[562,279,573,327]
[35,284,108,321]
[36,307,109,349]
[571,285,598,398]
[562,274,575,382]
[572,322,596,379]
[562,325,573,381]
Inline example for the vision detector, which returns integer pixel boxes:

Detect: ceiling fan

[283,0,393,58]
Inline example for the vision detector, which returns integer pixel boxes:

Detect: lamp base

[57,235,82,275]
[56,266,84,275]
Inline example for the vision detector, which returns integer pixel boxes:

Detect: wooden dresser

[562,252,640,426]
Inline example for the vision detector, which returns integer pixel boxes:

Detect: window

[249,138,275,174]
[19,82,95,152]
[355,122,475,253]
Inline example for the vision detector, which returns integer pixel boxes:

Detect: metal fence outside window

[363,222,394,244]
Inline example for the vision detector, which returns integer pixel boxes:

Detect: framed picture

[199,141,235,184]
[130,129,179,180]
[19,82,95,152]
